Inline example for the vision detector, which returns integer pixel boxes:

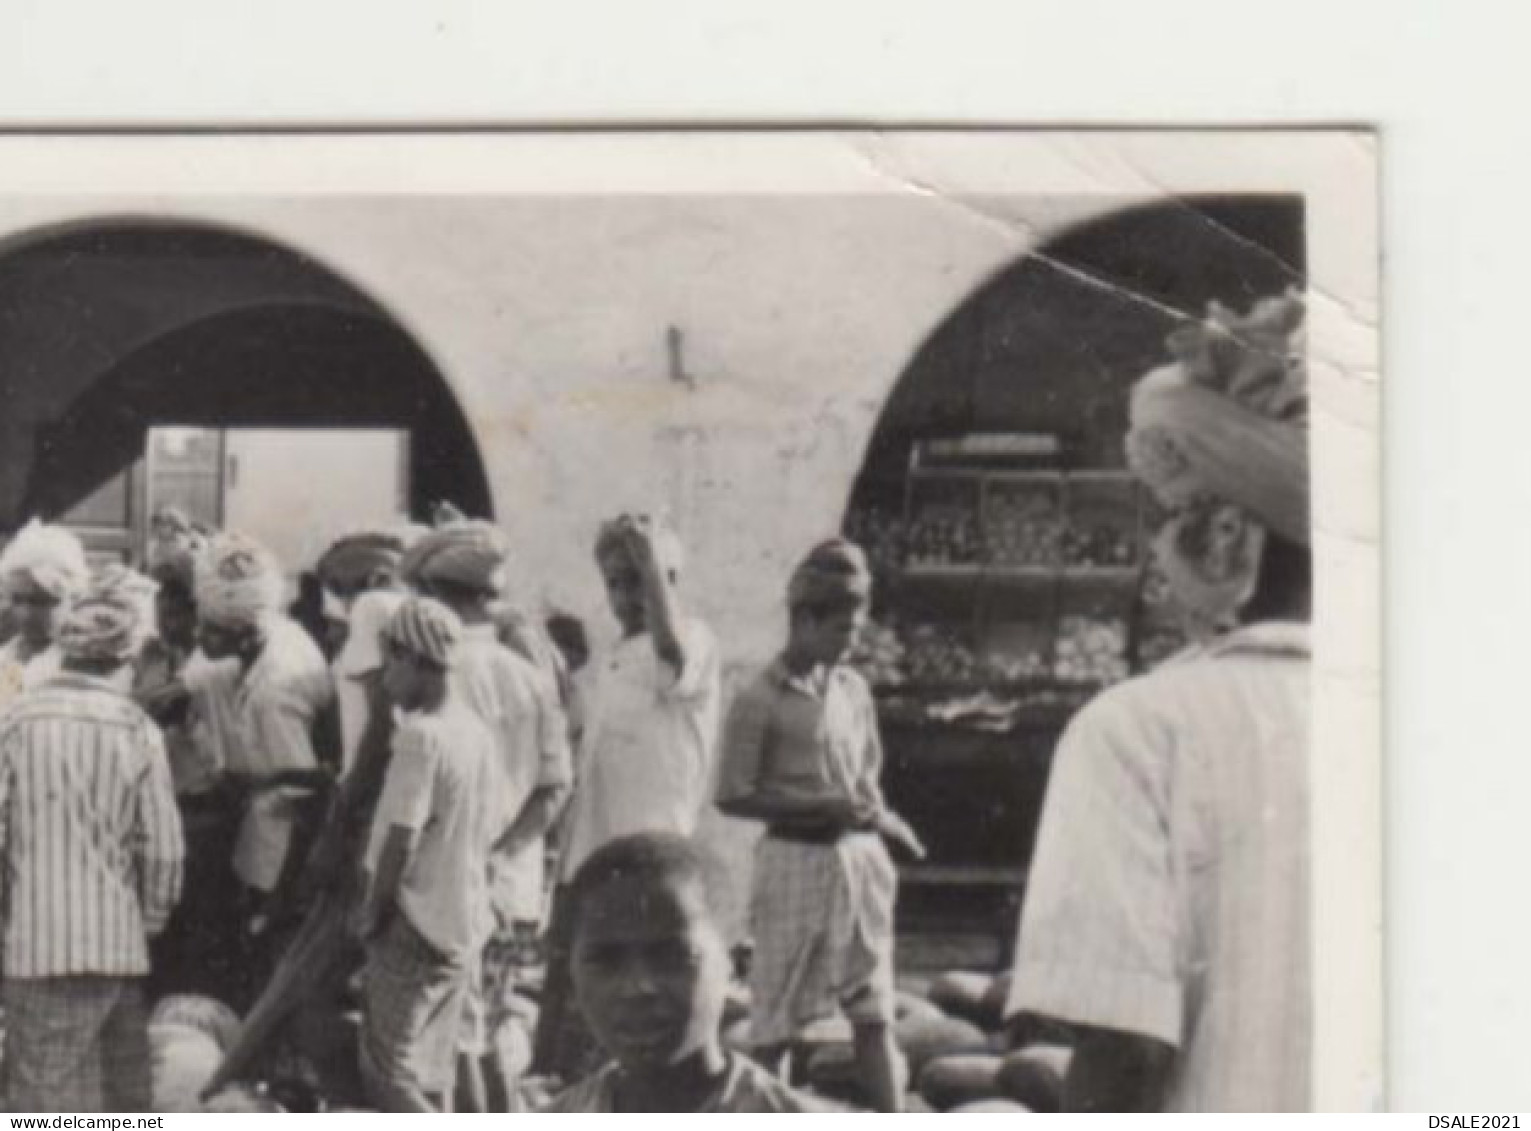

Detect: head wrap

[92,563,159,644]
[316,524,427,596]
[400,513,512,597]
[1125,290,1308,545]
[382,596,463,669]
[56,586,145,665]
[0,520,89,602]
[146,508,211,591]
[194,532,285,629]
[593,513,685,578]
[788,538,873,610]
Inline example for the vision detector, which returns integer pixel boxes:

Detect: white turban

[57,589,144,665]
[400,517,511,596]
[195,532,285,628]
[0,520,89,602]
[594,513,685,577]
[1126,290,1309,546]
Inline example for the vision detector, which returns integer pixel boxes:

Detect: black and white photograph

[0,131,1379,1113]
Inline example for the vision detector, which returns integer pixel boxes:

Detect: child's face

[571,874,730,1073]
[380,642,437,711]
[792,602,868,666]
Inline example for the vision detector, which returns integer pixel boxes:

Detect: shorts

[748,832,897,1046]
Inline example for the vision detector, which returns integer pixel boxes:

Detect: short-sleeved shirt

[541,1053,829,1112]
[715,658,885,812]
[333,589,407,778]
[1006,622,1311,1112]
[367,701,505,961]
[454,624,573,924]
[559,618,721,882]
[190,617,334,890]
[0,674,184,978]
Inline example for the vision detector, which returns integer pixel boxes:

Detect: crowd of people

[0,289,1314,1113]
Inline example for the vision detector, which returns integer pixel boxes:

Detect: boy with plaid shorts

[715,538,924,1113]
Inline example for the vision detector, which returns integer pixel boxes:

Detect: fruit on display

[984,487,1061,568]
[904,504,982,568]
[849,618,906,688]
[901,624,984,684]
[1053,615,1129,686]
[1059,519,1138,569]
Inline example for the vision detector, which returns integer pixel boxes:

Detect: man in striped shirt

[0,583,184,1112]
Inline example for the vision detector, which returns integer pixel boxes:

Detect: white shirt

[333,589,406,778]
[559,618,721,882]
[1007,622,1311,1112]
[367,701,504,961]
[189,617,334,891]
[453,624,573,924]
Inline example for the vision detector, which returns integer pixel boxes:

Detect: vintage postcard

[0,130,1378,1113]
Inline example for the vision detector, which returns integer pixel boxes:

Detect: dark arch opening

[25,303,493,521]
[844,195,1306,928]
[0,219,494,538]
[848,194,1306,508]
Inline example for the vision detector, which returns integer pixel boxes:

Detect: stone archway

[0,220,494,541]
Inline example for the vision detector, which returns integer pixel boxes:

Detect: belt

[766,823,852,846]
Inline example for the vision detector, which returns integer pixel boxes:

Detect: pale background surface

[0,0,1518,1109]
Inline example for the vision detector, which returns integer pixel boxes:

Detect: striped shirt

[1007,622,1311,1111]
[0,673,185,978]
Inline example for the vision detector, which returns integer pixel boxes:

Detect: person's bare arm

[493,781,571,859]
[625,518,687,674]
[1061,1025,1175,1112]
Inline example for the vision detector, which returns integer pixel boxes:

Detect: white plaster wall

[0,194,1087,669]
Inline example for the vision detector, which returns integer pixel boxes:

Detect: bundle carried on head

[787,537,872,610]
[195,532,286,629]
[401,505,512,597]
[1125,289,1308,545]
[0,519,89,601]
[57,577,152,666]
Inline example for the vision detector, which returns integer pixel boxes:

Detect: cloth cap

[382,596,463,668]
[400,517,511,596]
[194,532,285,628]
[787,537,873,609]
[0,520,89,602]
[316,525,425,594]
[594,513,685,577]
[57,588,144,665]
[1125,290,1309,546]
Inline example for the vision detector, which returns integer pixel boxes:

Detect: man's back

[1010,622,1310,1111]
[0,675,183,978]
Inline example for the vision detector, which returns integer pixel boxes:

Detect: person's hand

[875,809,927,860]
[819,796,877,831]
